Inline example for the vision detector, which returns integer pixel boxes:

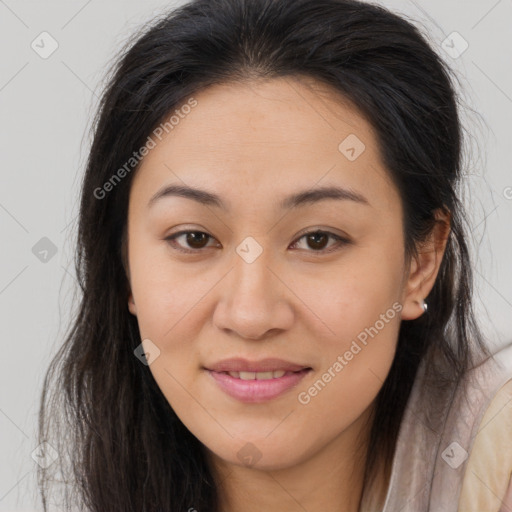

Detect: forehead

[131,76,400,215]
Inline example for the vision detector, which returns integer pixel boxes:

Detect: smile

[207,368,312,403]
[224,370,289,380]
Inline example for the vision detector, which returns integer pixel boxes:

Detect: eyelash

[164,229,351,255]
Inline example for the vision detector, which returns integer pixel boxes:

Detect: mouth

[206,367,312,403]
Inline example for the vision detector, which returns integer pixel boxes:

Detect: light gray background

[1,0,511,509]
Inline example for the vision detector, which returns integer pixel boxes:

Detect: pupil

[187,232,207,248]
[308,232,327,250]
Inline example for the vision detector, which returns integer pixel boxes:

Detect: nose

[212,245,295,340]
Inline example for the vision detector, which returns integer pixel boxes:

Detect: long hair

[37,0,493,509]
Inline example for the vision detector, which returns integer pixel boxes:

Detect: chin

[206,436,310,472]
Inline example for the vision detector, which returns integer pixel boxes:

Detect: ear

[128,291,137,316]
[128,292,137,316]
[121,230,137,316]
[400,208,451,320]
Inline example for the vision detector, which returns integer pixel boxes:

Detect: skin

[125,76,450,512]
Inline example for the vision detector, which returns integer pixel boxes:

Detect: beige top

[363,341,512,512]
[458,377,512,512]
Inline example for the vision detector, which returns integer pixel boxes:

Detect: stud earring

[421,299,428,313]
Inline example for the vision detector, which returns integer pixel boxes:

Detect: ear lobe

[400,257,423,320]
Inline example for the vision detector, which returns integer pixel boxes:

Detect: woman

[37,0,512,510]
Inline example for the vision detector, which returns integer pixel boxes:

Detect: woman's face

[125,77,428,471]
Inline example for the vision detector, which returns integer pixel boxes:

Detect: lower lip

[206,369,311,403]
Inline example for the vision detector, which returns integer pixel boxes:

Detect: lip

[206,367,312,403]
[205,357,310,373]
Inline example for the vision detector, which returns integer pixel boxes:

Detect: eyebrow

[147,183,370,211]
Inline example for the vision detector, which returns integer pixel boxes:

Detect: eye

[290,230,351,254]
[165,230,219,253]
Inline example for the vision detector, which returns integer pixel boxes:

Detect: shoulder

[458,343,512,512]
[378,342,512,512]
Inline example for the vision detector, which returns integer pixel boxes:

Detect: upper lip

[206,358,311,373]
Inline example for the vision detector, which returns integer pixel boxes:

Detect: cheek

[295,281,401,407]
[293,248,403,393]
[128,239,203,338]
[130,261,205,411]
[300,246,404,336]
[291,281,401,450]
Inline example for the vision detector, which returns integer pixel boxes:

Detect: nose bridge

[231,234,275,305]
[213,235,293,339]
